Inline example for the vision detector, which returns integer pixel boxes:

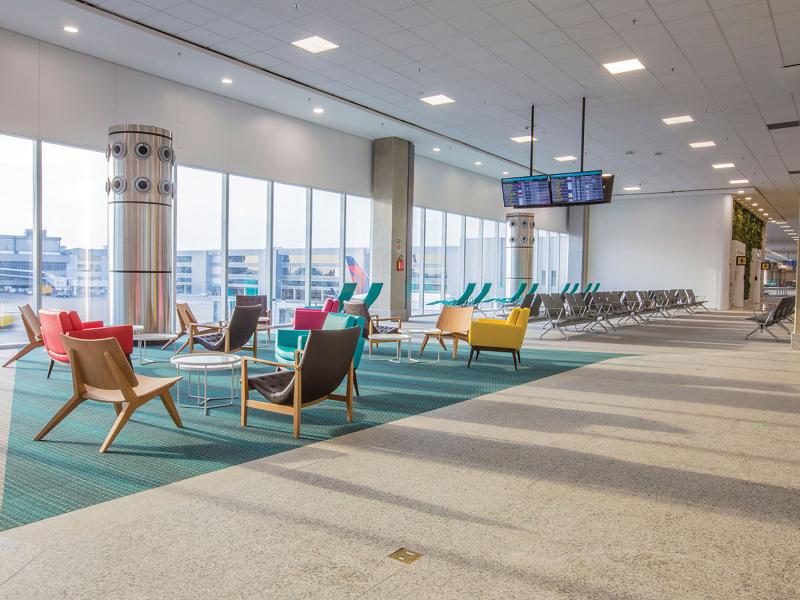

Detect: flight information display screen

[501,175,551,208]
[550,170,606,206]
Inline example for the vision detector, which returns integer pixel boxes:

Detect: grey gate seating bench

[684,289,709,312]
[540,293,590,339]
[746,296,795,341]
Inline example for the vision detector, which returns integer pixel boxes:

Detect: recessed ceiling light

[221,77,233,84]
[292,36,338,53]
[777,221,787,224]
[432,147,440,152]
[313,107,324,114]
[758,208,764,212]
[712,162,735,169]
[63,25,79,33]
[662,115,694,125]
[474,161,482,166]
[510,135,537,143]
[420,94,455,106]
[623,186,641,191]
[737,189,745,194]
[602,173,612,177]
[730,179,749,184]
[603,58,645,74]
[554,155,577,162]
[690,141,715,148]
[745,196,752,200]
[752,203,759,206]
[502,171,509,175]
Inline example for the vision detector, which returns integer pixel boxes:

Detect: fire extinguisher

[396,255,405,272]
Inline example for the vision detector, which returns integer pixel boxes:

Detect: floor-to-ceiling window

[176,166,223,323]
[423,209,444,311]
[41,143,108,322]
[482,219,499,300]
[411,206,423,314]
[444,213,464,302]
[227,175,269,306]
[465,217,482,289]
[272,183,308,324]
[311,189,342,305]
[0,134,35,345]
[558,232,569,291]
[534,228,569,292]
[345,195,372,295]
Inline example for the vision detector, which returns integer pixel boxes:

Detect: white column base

[791,333,800,351]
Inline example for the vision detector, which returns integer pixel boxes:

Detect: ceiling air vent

[766,121,799,131]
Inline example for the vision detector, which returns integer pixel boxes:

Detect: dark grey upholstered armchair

[240,327,360,438]
[235,294,271,342]
[189,304,262,357]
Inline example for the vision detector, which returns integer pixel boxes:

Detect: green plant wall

[732,203,764,300]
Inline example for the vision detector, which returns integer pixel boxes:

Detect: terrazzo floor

[0,310,797,599]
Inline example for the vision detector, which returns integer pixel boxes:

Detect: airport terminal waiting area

[0,285,725,529]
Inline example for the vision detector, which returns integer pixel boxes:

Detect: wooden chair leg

[113,403,122,416]
[419,335,429,356]
[293,408,301,438]
[100,402,136,453]
[175,338,190,354]
[437,337,448,351]
[160,390,183,428]
[452,337,459,359]
[2,342,39,367]
[241,359,249,428]
[34,393,84,441]
[161,333,184,350]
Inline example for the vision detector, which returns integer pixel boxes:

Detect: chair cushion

[67,311,83,331]
[322,298,339,312]
[248,370,295,405]
[374,324,398,334]
[194,333,225,351]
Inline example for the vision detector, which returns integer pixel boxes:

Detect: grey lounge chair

[189,304,261,357]
[241,327,360,437]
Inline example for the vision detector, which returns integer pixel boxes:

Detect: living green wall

[732,203,764,300]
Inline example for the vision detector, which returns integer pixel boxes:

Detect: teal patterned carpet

[0,340,623,531]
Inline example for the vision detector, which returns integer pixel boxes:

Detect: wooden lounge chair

[189,304,261,357]
[2,304,43,367]
[33,335,183,452]
[162,303,218,352]
[419,305,474,359]
[241,327,360,438]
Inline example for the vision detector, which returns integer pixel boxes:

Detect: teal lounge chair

[569,283,580,294]
[337,282,357,305]
[275,312,366,395]
[583,282,594,293]
[527,282,539,295]
[592,282,600,292]
[561,283,571,294]
[487,282,526,305]
[361,282,383,308]
[465,282,492,308]
[427,282,476,307]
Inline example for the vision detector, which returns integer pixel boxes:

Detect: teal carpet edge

[1,342,625,531]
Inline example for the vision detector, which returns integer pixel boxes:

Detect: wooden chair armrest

[242,356,295,369]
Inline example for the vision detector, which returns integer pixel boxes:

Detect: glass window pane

[0,134,34,345]
[311,190,341,305]
[536,229,548,290]
[559,233,569,291]
[176,166,223,323]
[41,143,108,322]
[227,175,268,306]
[444,213,463,302]
[411,206,423,313]
[465,217,481,286]
[482,219,498,296]
[423,209,444,311]
[345,195,371,294]
[273,183,308,323]
[497,221,506,297]
[549,231,559,291]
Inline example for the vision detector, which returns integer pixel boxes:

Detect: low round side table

[170,352,242,415]
[132,329,173,365]
[367,332,417,364]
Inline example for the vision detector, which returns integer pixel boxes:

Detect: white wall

[414,155,506,221]
[588,193,733,309]
[0,27,372,197]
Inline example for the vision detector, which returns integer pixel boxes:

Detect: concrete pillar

[567,206,589,288]
[505,213,534,292]
[371,137,414,319]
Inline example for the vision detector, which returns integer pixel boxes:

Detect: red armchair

[39,310,134,378]
[292,298,339,330]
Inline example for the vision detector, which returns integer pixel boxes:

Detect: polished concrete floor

[0,310,798,599]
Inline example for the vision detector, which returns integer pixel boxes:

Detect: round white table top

[134,332,174,341]
[368,332,411,341]
[132,324,145,333]
[398,328,428,335]
[170,352,242,370]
